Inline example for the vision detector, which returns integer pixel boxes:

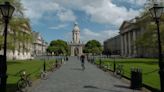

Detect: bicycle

[48,62,55,72]
[40,71,48,80]
[115,64,124,79]
[103,63,111,71]
[17,70,32,92]
[81,63,85,70]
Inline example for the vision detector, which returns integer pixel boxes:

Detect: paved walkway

[29,57,141,92]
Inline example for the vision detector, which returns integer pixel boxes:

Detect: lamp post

[113,37,117,72]
[149,3,164,92]
[113,56,116,72]
[42,40,46,72]
[0,2,15,92]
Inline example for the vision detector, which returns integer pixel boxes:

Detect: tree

[84,40,102,55]
[0,0,33,57]
[9,18,32,55]
[0,0,25,16]
[47,40,69,55]
[134,1,164,57]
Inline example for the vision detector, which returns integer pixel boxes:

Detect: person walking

[80,54,85,70]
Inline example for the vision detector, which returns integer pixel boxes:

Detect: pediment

[119,21,131,30]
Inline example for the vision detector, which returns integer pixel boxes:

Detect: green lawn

[7,59,56,92]
[96,58,160,90]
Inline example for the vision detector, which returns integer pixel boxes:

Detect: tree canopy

[47,40,69,55]
[134,1,164,56]
[0,0,33,53]
[83,40,102,55]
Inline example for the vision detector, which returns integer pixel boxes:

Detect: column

[121,34,124,56]
[128,32,131,57]
[124,34,127,56]
[133,30,136,57]
[71,46,74,56]
[78,32,80,43]
[79,46,83,56]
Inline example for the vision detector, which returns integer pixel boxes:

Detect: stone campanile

[69,22,84,56]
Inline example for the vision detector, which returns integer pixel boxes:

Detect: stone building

[69,23,84,56]
[0,22,33,60]
[0,23,48,60]
[119,17,146,57]
[103,35,121,55]
[32,31,48,56]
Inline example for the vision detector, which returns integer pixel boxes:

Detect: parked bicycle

[115,64,124,79]
[40,70,48,80]
[102,63,112,71]
[17,70,32,92]
[48,62,57,72]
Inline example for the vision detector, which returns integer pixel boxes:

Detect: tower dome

[73,22,80,32]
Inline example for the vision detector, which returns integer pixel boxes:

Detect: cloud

[49,24,68,30]
[22,0,143,26]
[57,9,76,22]
[21,0,145,43]
[55,0,141,27]
[21,0,76,22]
[80,28,119,43]
[83,2,140,26]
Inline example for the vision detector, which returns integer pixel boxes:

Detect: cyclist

[80,54,85,70]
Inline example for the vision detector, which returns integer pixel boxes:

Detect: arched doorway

[74,47,79,56]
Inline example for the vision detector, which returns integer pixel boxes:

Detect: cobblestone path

[29,57,141,92]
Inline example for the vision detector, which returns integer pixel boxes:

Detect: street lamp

[149,3,164,92]
[0,2,15,92]
[114,37,117,72]
[42,40,46,71]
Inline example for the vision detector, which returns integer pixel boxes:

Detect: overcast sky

[21,0,147,43]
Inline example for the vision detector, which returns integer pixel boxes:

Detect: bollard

[61,58,62,64]
[55,59,58,68]
[93,57,95,64]
[99,58,102,68]
[113,57,116,72]
[66,56,68,61]
[43,60,46,72]
[130,68,142,90]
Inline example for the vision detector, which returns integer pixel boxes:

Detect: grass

[7,59,56,92]
[96,58,160,90]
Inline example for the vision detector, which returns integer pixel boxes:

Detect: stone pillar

[71,46,74,56]
[133,30,137,57]
[124,34,127,56]
[79,46,83,56]
[121,34,124,56]
[128,32,131,57]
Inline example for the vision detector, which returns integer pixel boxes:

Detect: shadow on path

[114,84,130,89]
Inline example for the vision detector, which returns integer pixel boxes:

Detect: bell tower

[69,22,84,56]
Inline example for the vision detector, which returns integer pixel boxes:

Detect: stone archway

[74,47,79,56]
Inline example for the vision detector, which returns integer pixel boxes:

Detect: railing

[88,56,160,92]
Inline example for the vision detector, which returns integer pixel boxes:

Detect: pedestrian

[66,56,68,61]
[80,54,85,70]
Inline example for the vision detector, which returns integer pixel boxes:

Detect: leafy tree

[84,40,102,55]
[47,40,69,55]
[134,1,164,57]
[0,0,25,16]
[0,0,33,56]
